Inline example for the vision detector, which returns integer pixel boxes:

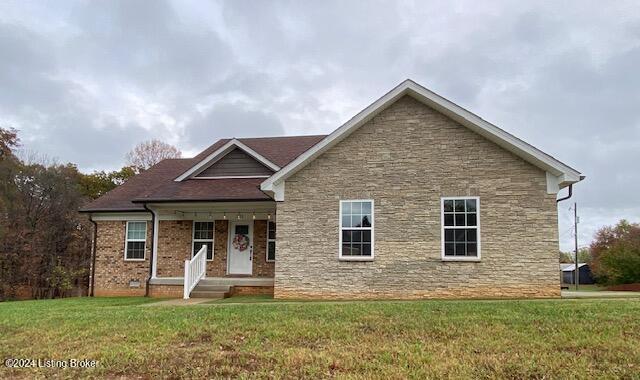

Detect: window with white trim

[442,197,480,259]
[192,221,214,260]
[125,221,146,260]
[340,200,374,259]
[266,221,276,262]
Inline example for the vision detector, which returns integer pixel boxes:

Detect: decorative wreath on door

[232,234,250,252]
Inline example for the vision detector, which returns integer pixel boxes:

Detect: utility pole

[574,202,579,291]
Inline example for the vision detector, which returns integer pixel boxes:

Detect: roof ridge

[236,134,327,140]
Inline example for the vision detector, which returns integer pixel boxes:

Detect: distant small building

[560,263,595,285]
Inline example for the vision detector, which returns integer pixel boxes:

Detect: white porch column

[151,208,159,279]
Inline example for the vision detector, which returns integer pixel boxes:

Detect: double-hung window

[266,221,276,262]
[125,221,147,260]
[339,200,374,260]
[192,221,214,260]
[442,197,480,260]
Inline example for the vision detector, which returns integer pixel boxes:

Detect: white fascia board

[175,139,280,182]
[90,212,152,221]
[261,79,583,196]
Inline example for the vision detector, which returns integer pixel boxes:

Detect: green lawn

[1,297,640,379]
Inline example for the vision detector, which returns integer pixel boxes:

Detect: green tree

[78,166,135,199]
[559,248,592,264]
[590,220,640,285]
[0,128,92,300]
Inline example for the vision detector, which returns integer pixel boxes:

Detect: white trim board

[338,199,375,262]
[440,196,481,262]
[261,79,584,200]
[192,220,215,262]
[124,220,147,261]
[266,220,276,262]
[175,139,280,181]
[91,212,152,221]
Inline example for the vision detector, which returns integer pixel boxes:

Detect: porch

[144,201,277,299]
[149,277,275,299]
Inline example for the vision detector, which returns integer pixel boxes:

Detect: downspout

[143,204,155,297]
[556,183,574,288]
[89,216,97,297]
[556,184,573,203]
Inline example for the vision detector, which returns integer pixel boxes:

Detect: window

[339,200,374,260]
[125,221,146,260]
[192,221,214,260]
[266,221,276,262]
[442,197,480,260]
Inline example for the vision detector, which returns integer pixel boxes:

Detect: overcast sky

[1,0,638,251]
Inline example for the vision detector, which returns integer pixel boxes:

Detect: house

[560,263,595,285]
[80,79,584,299]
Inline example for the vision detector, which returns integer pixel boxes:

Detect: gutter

[89,216,97,297]
[142,204,156,297]
[556,184,573,203]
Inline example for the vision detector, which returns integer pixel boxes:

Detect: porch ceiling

[150,201,276,221]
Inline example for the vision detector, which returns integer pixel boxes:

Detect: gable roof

[194,148,274,178]
[193,135,327,168]
[261,79,583,201]
[175,139,281,181]
[79,135,325,212]
[82,79,584,212]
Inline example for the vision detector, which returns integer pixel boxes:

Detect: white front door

[228,221,253,275]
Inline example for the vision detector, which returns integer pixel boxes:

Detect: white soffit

[261,79,583,199]
[175,139,280,182]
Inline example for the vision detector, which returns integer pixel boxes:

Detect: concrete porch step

[191,283,233,298]
[194,284,233,292]
[190,290,230,299]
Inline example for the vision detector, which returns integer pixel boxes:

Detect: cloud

[0,0,638,248]
[185,102,285,151]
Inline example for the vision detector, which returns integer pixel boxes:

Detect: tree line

[560,220,640,286]
[0,128,180,300]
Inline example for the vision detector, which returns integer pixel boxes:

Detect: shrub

[590,220,640,285]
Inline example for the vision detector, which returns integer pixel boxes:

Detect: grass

[1,297,640,379]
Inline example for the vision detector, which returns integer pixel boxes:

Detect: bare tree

[125,139,181,172]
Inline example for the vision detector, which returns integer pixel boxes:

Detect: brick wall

[148,284,183,298]
[252,220,275,277]
[94,220,150,296]
[94,218,275,297]
[156,220,191,277]
[209,220,228,276]
[275,95,560,300]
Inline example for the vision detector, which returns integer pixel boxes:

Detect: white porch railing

[183,245,207,299]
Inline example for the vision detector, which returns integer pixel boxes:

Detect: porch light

[237,213,241,220]
[223,212,226,220]
[252,213,256,220]
[267,213,271,220]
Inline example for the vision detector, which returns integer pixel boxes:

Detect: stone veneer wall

[93,221,150,296]
[274,95,560,300]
